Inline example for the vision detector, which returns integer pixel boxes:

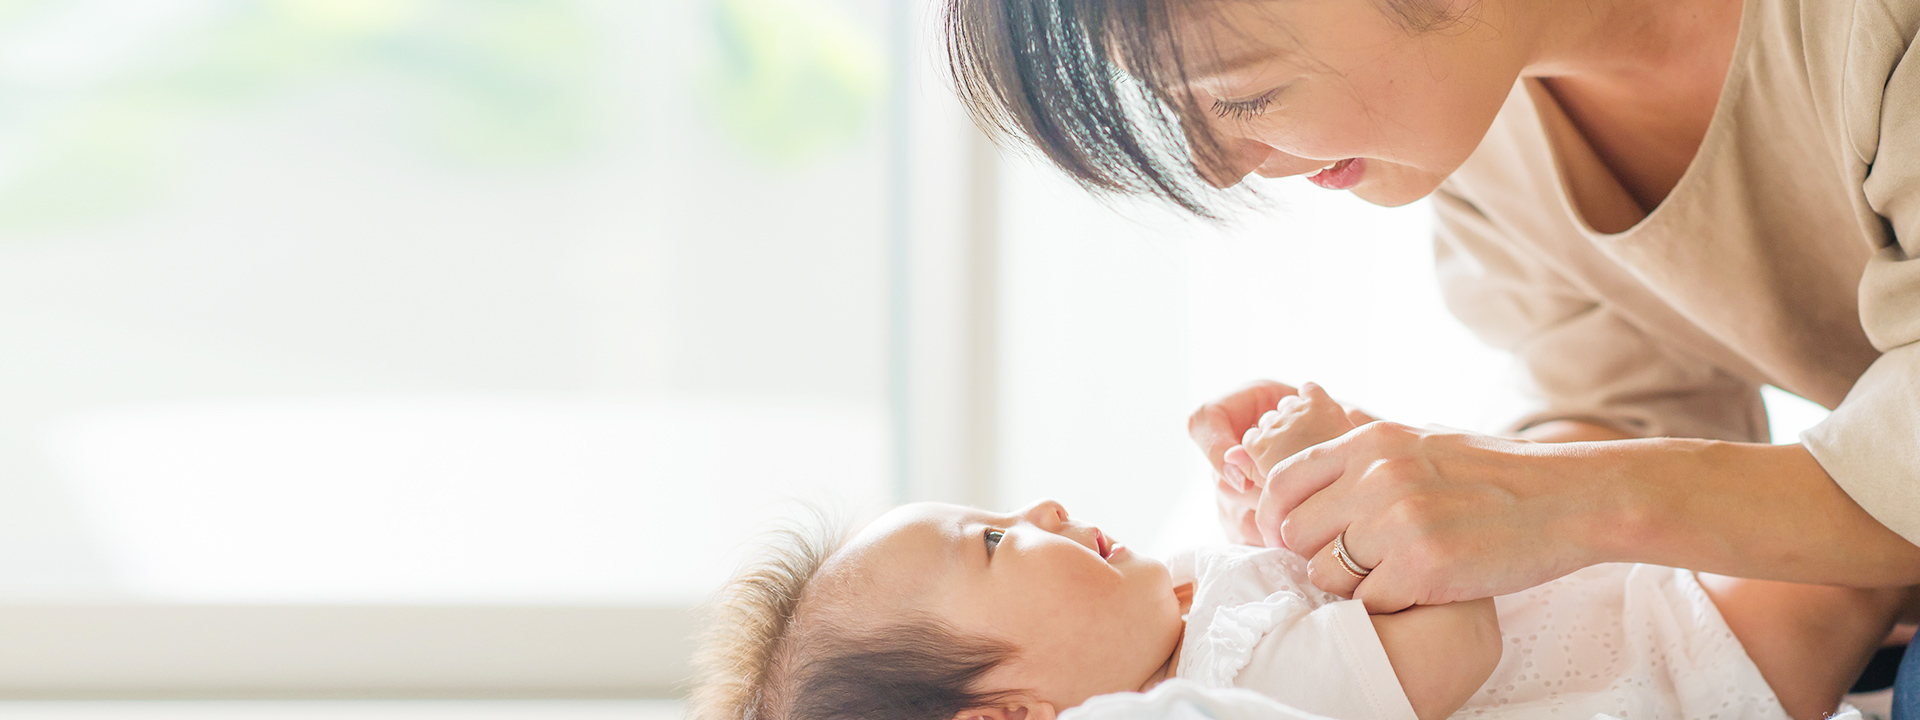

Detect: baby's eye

[984,529,1005,556]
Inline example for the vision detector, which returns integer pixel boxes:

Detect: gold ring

[1333,530,1372,579]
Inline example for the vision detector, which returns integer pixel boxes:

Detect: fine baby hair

[689,511,1021,720]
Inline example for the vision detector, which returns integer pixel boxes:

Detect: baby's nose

[1020,498,1068,528]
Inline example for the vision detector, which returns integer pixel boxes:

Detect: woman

[945,0,1920,710]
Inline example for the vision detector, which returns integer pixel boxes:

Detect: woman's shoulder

[1787,0,1920,163]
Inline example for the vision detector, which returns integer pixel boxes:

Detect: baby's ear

[954,700,1058,720]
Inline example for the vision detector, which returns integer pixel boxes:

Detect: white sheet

[1062,680,1865,720]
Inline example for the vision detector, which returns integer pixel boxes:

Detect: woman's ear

[953,700,1058,720]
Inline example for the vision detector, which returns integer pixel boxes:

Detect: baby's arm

[1371,599,1502,720]
[1698,574,1912,719]
[1243,385,1502,720]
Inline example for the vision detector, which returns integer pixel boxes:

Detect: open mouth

[1095,530,1111,559]
[1306,158,1364,190]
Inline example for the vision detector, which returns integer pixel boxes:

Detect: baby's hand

[1239,383,1360,482]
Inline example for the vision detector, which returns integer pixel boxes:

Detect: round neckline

[1528,0,1759,241]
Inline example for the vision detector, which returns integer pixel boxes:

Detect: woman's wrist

[1558,435,1711,569]
[1506,420,1647,570]
[1511,437,1651,575]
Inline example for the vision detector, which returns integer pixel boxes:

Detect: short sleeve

[1232,600,1419,720]
[1178,549,1417,720]
[1431,186,1768,442]
[1061,680,1339,720]
[1802,5,1920,543]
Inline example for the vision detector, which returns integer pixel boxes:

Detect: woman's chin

[1349,163,1447,207]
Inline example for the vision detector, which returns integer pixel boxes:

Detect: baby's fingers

[1223,445,1258,491]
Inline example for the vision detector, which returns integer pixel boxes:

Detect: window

[0,0,935,696]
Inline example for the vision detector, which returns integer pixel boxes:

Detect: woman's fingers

[1255,439,1354,548]
[1274,422,1423,551]
[1283,476,1354,567]
[1304,524,1423,613]
[1306,526,1367,599]
[1352,567,1419,615]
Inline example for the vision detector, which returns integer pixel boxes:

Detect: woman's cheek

[1256,117,1357,167]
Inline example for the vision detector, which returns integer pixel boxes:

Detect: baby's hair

[691,507,1024,720]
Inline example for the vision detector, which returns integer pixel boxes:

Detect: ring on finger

[1333,530,1372,579]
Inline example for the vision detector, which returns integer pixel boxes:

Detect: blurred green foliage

[0,0,890,233]
[702,0,884,165]
[0,0,598,233]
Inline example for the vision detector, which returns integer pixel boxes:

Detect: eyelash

[984,529,1005,556]
[1211,89,1279,121]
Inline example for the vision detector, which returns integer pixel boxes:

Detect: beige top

[1435,0,1920,541]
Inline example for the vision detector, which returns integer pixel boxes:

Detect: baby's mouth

[1096,530,1111,559]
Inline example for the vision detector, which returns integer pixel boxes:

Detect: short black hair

[947,0,1226,217]
[944,0,1460,219]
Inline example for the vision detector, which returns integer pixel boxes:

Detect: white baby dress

[1102,546,1798,720]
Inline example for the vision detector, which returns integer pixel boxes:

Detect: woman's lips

[1307,158,1363,190]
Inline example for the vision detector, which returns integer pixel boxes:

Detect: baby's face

[829,499,1184,710]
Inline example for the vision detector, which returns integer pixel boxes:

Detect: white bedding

[1075,546,1861,720]
[1062,679,1866,720]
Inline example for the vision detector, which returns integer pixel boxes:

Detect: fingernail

[1225,464,1249,491]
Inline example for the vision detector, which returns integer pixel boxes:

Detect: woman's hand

[1190,381,1380,545]
[1261,417,1920,612]
[1260,422,1607,613]
[1189,381,1298,545]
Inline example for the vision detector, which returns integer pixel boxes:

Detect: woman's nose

[1018,499,1068,530]
[1194,137,1275,189]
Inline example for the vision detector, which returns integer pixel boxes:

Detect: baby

[692,385,1913,720]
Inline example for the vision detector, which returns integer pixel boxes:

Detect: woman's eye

[1210,88,1280,121]
[984,529,1005,556]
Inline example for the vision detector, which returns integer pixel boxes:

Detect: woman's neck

[1508,0,1743,210]
[1514,0,1740,86]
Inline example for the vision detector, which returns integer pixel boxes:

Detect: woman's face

[1173,0,1523,206]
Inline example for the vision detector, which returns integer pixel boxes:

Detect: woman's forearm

[1550,437,1920,586]
[1515,419,1636,443]
[1512,419,1920,585]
